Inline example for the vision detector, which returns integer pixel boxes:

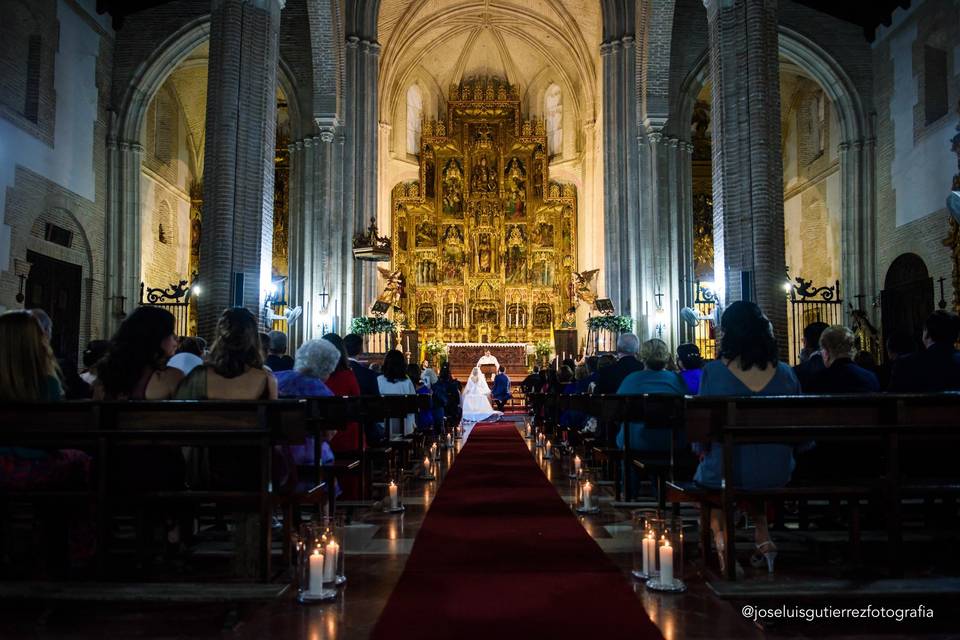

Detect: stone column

[601,34,641,321]
[705,0,787,343]
[197,0,284,338]
[104,138,143,336]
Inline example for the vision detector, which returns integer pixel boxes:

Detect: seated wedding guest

[574,356,600,393]
[175,308,278,463]
[676,343,705,394]
[95,307,186,549]
[274,338,339,465]
[265,330,294,372]
[95,306,182,400]
[793,321,828,389]
[594,333,643,394]
[520,366,542,393]
[79,339,110,387]
[696,301,801,575]
[167,336,205,376]
[343,332,380,395]
[805,326,880,393]
[408,363,435,433]
[880,330,915,389]
[378,350,416,438]
[491,365,512,410]
[259,332,273,370]
[421,359,439,388]
[889,310,960,392]
[175,308,278,577]
[0,311,91,567]
[438,363,461,427]
[616,339,689,452]
[344,332,383,444]
[30,307,90,399]
[320,333,365,451]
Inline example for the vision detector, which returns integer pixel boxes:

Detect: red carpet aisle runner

[372,422,664,640]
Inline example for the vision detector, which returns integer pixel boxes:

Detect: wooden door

[25,250,82,361]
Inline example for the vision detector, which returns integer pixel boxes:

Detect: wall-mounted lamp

[14,258,31,304]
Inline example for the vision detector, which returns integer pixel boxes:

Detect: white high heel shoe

[750,540,778,573]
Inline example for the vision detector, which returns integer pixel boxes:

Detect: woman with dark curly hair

[695,300,800,576]
[94,306,182,400]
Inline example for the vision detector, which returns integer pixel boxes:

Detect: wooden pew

[666,393,960,581]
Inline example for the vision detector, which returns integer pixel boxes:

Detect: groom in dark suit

[491,366,512,410]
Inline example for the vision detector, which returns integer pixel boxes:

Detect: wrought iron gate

[140,280,193,338]
[787,277,843,365]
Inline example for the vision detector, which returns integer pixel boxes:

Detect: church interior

[1,0,960,637]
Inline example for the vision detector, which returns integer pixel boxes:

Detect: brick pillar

[705,0,787,345]
[198,0,284,339]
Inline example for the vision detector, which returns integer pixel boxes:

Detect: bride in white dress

[460,366,503,423]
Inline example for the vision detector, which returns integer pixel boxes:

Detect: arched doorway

[882,253,934,349]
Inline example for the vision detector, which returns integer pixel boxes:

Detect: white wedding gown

[460,367,503,424]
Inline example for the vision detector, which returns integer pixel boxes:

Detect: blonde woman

[0,310,62,402]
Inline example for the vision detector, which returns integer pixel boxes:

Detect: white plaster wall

[888,22,960,227]
[0,0,106,270]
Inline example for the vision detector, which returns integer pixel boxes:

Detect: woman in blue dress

[696,301,801,575]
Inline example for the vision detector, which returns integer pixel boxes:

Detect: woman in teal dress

[695,301,801,575]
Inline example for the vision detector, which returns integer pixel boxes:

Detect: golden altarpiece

[390,78,578,345]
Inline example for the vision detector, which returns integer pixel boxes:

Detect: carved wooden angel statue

[377,267,404,307]
[572,269,600,306]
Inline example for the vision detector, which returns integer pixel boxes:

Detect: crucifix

[937,276,947,310]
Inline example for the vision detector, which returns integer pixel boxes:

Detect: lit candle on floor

[538,433,545,447]
[446,433,453,447]
[659,537,673,585]
[423,456,431,475]
[324,539,340,582]
[642,533,655,576]
[431,442,439,461]
[545,440,552,458]
[525,424,531,438]
[582,480,593,510]
[574,455,581,477]
[389,480,399,509]
[309,548,324,594]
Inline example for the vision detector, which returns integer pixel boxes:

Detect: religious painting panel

[505,225,527,284]
[417,303,436,328]
[441,158,465,217]
[415,220,437,247]
[504,157,526,219]
[533,303,553,329]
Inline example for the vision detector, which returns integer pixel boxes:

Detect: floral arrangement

[587,314,633,333]
[350,316,397,335]
[533,339,553,361]
[424,339,447,365]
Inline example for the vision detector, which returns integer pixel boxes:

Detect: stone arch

[674,26,874,320]
[107,16,307,335]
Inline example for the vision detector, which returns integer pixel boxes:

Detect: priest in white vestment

[476,349,500,370]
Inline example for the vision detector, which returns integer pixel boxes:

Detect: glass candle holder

[632,511,659,580]
[384,477,404,513]
[575,477,599,514]
[296,522,338,603]
[645,515,686,593]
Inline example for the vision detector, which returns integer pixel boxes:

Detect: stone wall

[873,0,960,293]
[0,0,112,358]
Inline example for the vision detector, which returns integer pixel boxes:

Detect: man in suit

[889,311,960,392]
[593,333,643,395]
[805,325,880,393]
[491,366,512,410]
[344,333,383,443]
[344,333,380,395]
[793,321,828,390]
